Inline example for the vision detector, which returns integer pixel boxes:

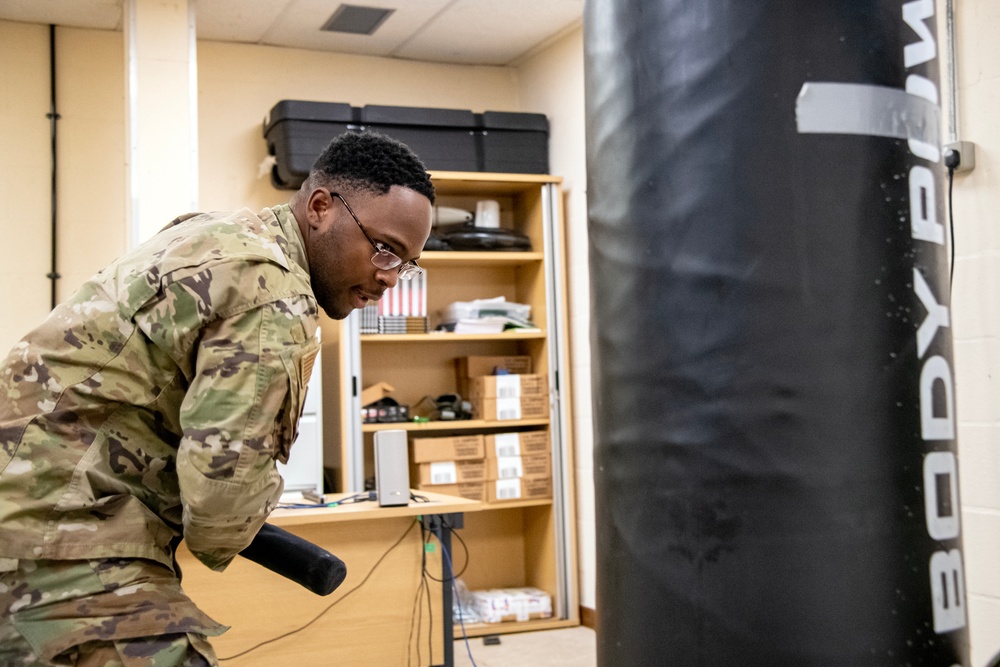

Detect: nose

[375,267,399,290]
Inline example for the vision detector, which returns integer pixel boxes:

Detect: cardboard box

[417,482,486,502]
[486,476,552,502]
[484,431,550,458]
[360,381,394,407]
[469,374,547,399]
[412,435,485,463]
[456,355,531,395]
[474,394,549,421]
[457,355,532,378]
[413,459,486,485]
[485,454,551,481]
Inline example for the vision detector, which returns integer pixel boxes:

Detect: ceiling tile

[259,0,453,57]
[195,0,294,43]
[0,0,585,66]
[392,0,583,65]
[0,0,122,30]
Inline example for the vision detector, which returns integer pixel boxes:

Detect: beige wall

[515,26,595,612]
[197,40,521,213]
[952,0,1000,663]
[0,23,125,353]
[0,21,56,351]
[57,28,127,302]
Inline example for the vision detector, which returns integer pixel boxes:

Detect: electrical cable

[409,522,439,667]
[439,535,478,667]
[420,522,433,663]
[424,559,433,664]
[415,520,474,666]
[276,490,375,510]
[407,559,425,667]
[948,164,956,292]
[423,526,469,582]
[218,518,418,661]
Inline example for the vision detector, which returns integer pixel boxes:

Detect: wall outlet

[943,141,976,173]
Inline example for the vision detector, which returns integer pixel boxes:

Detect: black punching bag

[584,1,970,665]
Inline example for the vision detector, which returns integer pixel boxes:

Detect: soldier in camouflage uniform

[0,131,434,666]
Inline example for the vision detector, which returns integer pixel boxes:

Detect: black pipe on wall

[47,24,60,310]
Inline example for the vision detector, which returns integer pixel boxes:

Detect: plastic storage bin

[359,104,479,173]
[263,100,550,189]
[479,111,549,174]
[263,101,356,189]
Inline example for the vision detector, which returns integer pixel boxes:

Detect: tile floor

[451,626,596,667]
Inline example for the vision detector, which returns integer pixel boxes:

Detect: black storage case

[264,101,357,189]
[263,100,549,189]
[359,104,479,173]
[479,111,549,174]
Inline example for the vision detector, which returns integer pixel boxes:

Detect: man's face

[305,186,433,320]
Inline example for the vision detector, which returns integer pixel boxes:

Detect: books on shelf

[361,273,429,334]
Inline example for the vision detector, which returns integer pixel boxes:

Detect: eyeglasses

[328,190,424,281]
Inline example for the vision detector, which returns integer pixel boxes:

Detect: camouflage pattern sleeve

[136,282,319,572]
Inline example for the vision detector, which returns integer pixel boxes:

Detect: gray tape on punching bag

[583,1,969,665]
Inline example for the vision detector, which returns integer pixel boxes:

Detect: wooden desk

[176,491,481,666]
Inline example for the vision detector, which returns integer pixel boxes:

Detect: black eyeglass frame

[328,190,424,281]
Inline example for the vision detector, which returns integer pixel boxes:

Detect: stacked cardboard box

[470,374,549,421]
[486,476,553,502]
[475,395,548,421]
[411,434,486,501]
[455,355,533,397]
[484,430,550,457]
[483,430,552,502]
[456,355,550,422]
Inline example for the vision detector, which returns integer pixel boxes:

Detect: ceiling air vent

[321,5,395,35]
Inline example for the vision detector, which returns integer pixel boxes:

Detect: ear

[305,188,333,229]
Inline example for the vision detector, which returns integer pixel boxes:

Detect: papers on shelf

[442,297,531,323]
[443,297,537,333]
[451,316,540,334]
[453,317,504,334]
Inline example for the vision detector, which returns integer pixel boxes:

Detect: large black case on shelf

[359,104,480,173]
[264,101,356,189]
[479,111,550,174]
[263,100,549,189]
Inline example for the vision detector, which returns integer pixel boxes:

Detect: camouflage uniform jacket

[0,204,319,573]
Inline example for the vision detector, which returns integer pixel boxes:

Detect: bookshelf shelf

[361,418,550,433]
[418,251,544,267]
[361,331,545,343]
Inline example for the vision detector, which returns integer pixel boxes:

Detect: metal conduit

[46,24,61,310]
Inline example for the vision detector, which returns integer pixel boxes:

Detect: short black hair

[310,131,435,204]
